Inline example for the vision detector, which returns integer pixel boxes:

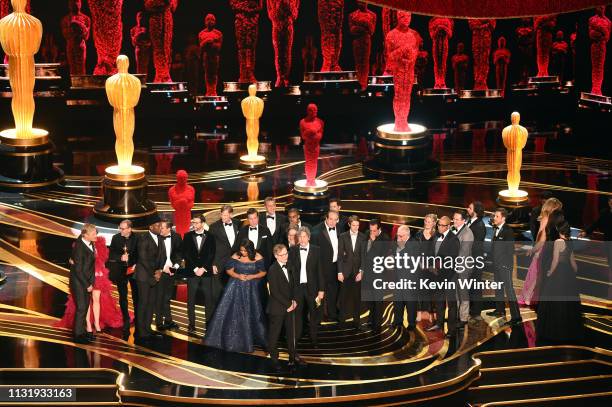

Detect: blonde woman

[519,197,563,306]
[414,213,438,321]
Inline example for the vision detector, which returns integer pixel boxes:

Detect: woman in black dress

[536,220,583,345]
[414,214,438,321]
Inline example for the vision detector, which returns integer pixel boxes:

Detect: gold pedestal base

[239,155,267,171]
[0,128,49,146]
[293,179,329,194]
[104,165,145,181]
[497,189,529,205]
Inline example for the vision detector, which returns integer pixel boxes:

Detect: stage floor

[0,115,610,406]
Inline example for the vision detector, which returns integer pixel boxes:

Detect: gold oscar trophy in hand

[499,112,529,200]
[0,0,62,189]
[93,55,156,220]
[0,0,42,140]
[105,55,143,176]
[239,84,266,170]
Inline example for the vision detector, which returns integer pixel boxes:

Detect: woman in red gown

[55,236,126,332]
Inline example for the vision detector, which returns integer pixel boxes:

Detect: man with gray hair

[392,225,419,331]
[71,223,97,343]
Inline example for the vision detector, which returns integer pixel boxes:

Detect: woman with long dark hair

[204,239,267,353]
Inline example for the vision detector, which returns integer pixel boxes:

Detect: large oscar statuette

[0,0,63,189]
[497,112,530,231]
[239,84,267,171]
[93,55,157,222]
[364,11,438,187]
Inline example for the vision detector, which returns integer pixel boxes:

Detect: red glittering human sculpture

[493,36,511,96]
[534,14,557,77]
[130,12,152,77]
[230,0,262,83]
[268,0,299,88]
[385,11,420,132]
[318,0,344,71]
[516,18,534,85]
[551,30,568,82]
[89,0,123,75]
[198,13,223,96]
[145,0,177,83]
[588,6,611,95]
[429,17,453,89]
[469,19,496,90]
[61,0,90,76]
[299,103,324,186]
[452,42,469,92]
[168,170,195,238]
[349,2,376,90]
[381,7,397,75]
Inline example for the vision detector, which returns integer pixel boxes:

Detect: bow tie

[467,219,472,225]
[451,227,458,232]
[249,227,257,231]
[195,233,204,237]
[328,227,335,231]
[267,215,275,220]
[300,247,307,251]
[90,242,95,248]
[281,264,287,270]
[438,234,445,240]
[224,223,233,227]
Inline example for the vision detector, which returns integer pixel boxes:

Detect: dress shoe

[165,321,179,330]
[292,355,306,366]
[406,325,416,332]
[271,361,282,372]
[86,332,95,341]
[74,336,90,344]
[150,332,163,338]
[135,335,151,344]
[426,324,441,332]
[188,324,197,333]
[156,324,167,331]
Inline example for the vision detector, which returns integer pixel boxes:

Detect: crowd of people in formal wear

[63,195,611,369]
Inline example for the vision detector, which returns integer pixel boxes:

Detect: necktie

[328,227,335,231]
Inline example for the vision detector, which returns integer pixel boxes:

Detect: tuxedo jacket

[434,232,460,279]
[289,244,325,297]
[469,217,487,259]
[266,261,296,316]
[135,232,164,285]
[209,219,241,272]
[319,214,349,234]
[491,224,515,270]
[236,224,273,268]
[360,233,391,276]
[107,232,138,282]
[311,222,340,278]
[337,231,367,278]
[160,231,183,268]
[183,230,216,277]
[259,211,288,245]
[70,238,95,289]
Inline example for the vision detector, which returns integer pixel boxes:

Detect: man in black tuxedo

[267,244,302,370]
[426,216,460,336]
[70,224,97,344]
[287,208,311,231]
[156,221,182,330]
[237,208,273,269]
[467,201,487,320]
[312,210,340,321]
[289,227,325,347]
[209,205,240,280]
[183,214,217,331]
[392,225,419,331]
[260,197,288,245]
[488,208,521,325]
[360,219,391,331]
[107,220,138,333]
[337,215,366,329]
[135,217,164,342]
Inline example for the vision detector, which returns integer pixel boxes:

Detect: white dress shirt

[248,225,259,247]
[82,238,94,252]
[299,244,309,284]
[350,232,358,252]
[149,231,158,246]
[495,222,505,238]
[162,235,179,269]
[224,222,236,248]
[195,232,204,250]
[327,223,338,262]
[266,213,276,236]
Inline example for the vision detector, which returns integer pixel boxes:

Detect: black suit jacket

[70,238,95,288]
[469,217,487,259]
[289,244,325,296]
[337,231,367,278]
[107,232,138,282]
[311,222,340,278]
[491,224,515,270]
[209,219,240,272]
[183,230,216,277]
[159,231,183,268]
[135,232,164,285]
[267,261,296,316]
[259,212,288,245]
[360,233,391,275]
[236,224,273,268]
[434,232,460,279]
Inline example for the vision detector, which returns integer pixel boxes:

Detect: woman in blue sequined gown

[204,239,267,353]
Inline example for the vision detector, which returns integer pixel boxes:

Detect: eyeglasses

[438,223,450,227]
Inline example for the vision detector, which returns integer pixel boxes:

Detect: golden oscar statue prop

[239,84,267,171]
[93,55,156,222]
[0,0,63,189]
